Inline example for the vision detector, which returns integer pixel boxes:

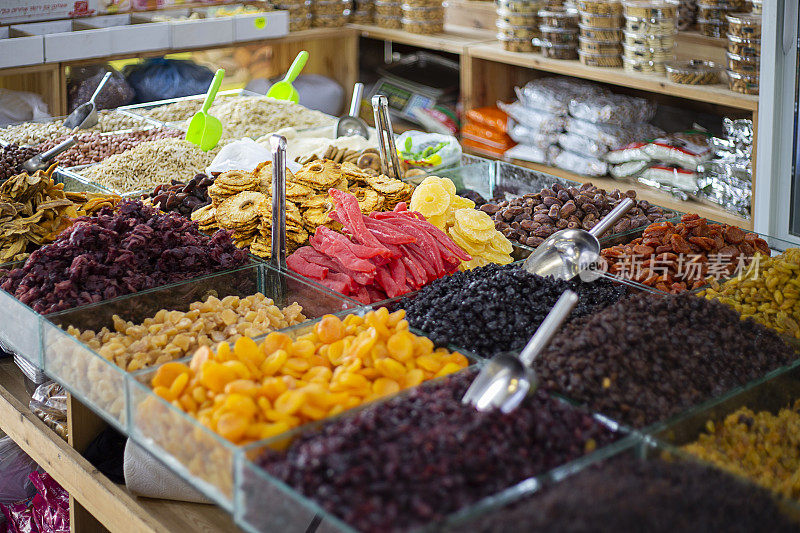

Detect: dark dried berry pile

[0,200,248,314]
[535,293,796,428]
[254,371,617,533]
[0,143,38,182]
[399,264,630,356]
[465,458,800,533]
[144,174,213,218]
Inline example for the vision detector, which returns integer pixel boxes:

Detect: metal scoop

[522,197,634,280]
[371,94,402,179]
[462,290,578,413]
[23,136,77,173]
[335,83,369,139]
[63,72,112,130]
[270,134,287,270]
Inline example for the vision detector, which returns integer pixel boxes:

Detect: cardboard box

[230,9,288,42]
[75,13,170,53]
[0,26,44,68]
[11,20,112,61]
[0,0,99,24]
[132,8,233,48]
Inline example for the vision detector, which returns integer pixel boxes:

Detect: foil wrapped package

[723,117,754,146]
[695,171,752,218]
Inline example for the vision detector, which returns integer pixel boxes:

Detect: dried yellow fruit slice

[454,208,495,233]
[489,231,514,254]
[409,181,450,217]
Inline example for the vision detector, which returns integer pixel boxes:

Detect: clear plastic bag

[30,382,67,441]
[498,101,566,134]
[516,77,607,115]
[207,138,272,174]
[396,131,462,170]
[610,160,648,178]
[29,472,69,533]
[568,93,656,125]
[0,438,38,506]
[507,120,559,149]
[504,143,560,165]
[565,117,664,150]
[557,132,608,158]
[553,150,609,176]
[640,165,698,192]
[0,89,50,128]
[605,142,651,164]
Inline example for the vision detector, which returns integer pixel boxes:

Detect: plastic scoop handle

[282,51,308,84]
[201,69,225,114]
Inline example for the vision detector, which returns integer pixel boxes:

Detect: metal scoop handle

[39,136,77,163]
[371,94,402,179]
[89,72,113,106]
[519,290,578,367]
[349,83,364,118]
[270,134,287,270]
[588,197,634,238]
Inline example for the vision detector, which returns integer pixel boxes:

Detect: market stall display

[36,128,183,168]
[0,112,147,146]
[496,0,540,53]
[143,174,214,218]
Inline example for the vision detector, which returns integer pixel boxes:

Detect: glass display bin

[43,264,357,433]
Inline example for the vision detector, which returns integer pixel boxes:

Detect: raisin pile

[253,370,618,533]
[399,264,630,356]
[463,458,800,533]
[536,293,796,428]
[0,200,248,314]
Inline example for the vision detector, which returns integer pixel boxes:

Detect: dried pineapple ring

[454,219,496,243]
[448,227,486,256]
[421,176,456,196]
[489,232,514,254]
[480,248,514,265]
[409,181,450,217]
[450,195,476,210]
[454,208,495,232]
[426,213,446,229]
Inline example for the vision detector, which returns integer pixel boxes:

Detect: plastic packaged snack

[578,24,623,40]
[623,56,666,73]
[623,29,675,47]
[498,21,539,38]
[290,13,313,30]
[726,70,759,94]
[402,0,442,6]
[697,18,724,37]
[726,34,760,56]
[622,42,674,62]
[566,117,665,150]
[507,120,560,148]
[622,0,679,18]
[697,2,734,20]
[726,12,761,38]
[578,50,623,67]
[497,0,539,13]
[540,25,580,44]
[643,136,712,170]
[313,13,348,26]
[504,143,558,164]
[539,40,580,59]
[311,0,349,15]
[558,131,608,158]
[375,0,401,16]
[465,106,509,132]
[461,137,509,158]
[568,93,656,125]
[610,159,649,178]
[726,51,760,74]
[402,4,444,21]
[402,17,444,33]
[376,14,402,27]
[579,12,623,27]
[577,0,623,15]
[498,101,567,133]
[462,121,515,148]
[538,6,580,28]
[579,36,623,54]
[625,15,677,34]
[751,0,761,14]
[665,60,722,84]
[639,164,698,192]
[499,36,537,52]
[496,8,539,25]
[515,77,607,115]
[553,149,609,176]
[605,141,650,163]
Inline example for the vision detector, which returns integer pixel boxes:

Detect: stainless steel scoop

[335,83,369,139]
[462,290,578,413]
[22,136,77,173]
[522,197,634,280]
[63,72,112,130]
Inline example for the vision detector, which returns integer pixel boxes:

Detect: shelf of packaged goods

[500,157,754,230]
[350,23,495,55]
[466,42,758,112]
[0,358,238,533]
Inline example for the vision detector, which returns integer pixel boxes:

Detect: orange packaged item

[464,107,510,133]
[461,137,513,158]
[461,121,516,149]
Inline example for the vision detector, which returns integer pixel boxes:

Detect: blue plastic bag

[124,58,214,104]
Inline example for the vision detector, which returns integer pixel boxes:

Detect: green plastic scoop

[186,68,225,152]
[266,51,308,103]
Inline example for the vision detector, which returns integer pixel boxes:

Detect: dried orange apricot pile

[410,176,513,270]
[150,309,469,445]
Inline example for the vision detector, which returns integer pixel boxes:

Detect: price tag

[254,16,266,29]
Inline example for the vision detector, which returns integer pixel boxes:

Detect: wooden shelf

[466,42,758,111]
[504,157,753,229]
[0,358,238,533]
[351,23,494,55]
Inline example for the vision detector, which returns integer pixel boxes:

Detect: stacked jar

[350,0,374,23]
[622,0,677,74]
[311,0,351,27]
[576,0,622,66]
[726,11,760,94]
[402,0,444,34]
[272,0,313,31]
[496,0,541,53]
[538,6,580,60]
[375,0,402,28]
[750,0,761,14]
[696,0,748,37]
